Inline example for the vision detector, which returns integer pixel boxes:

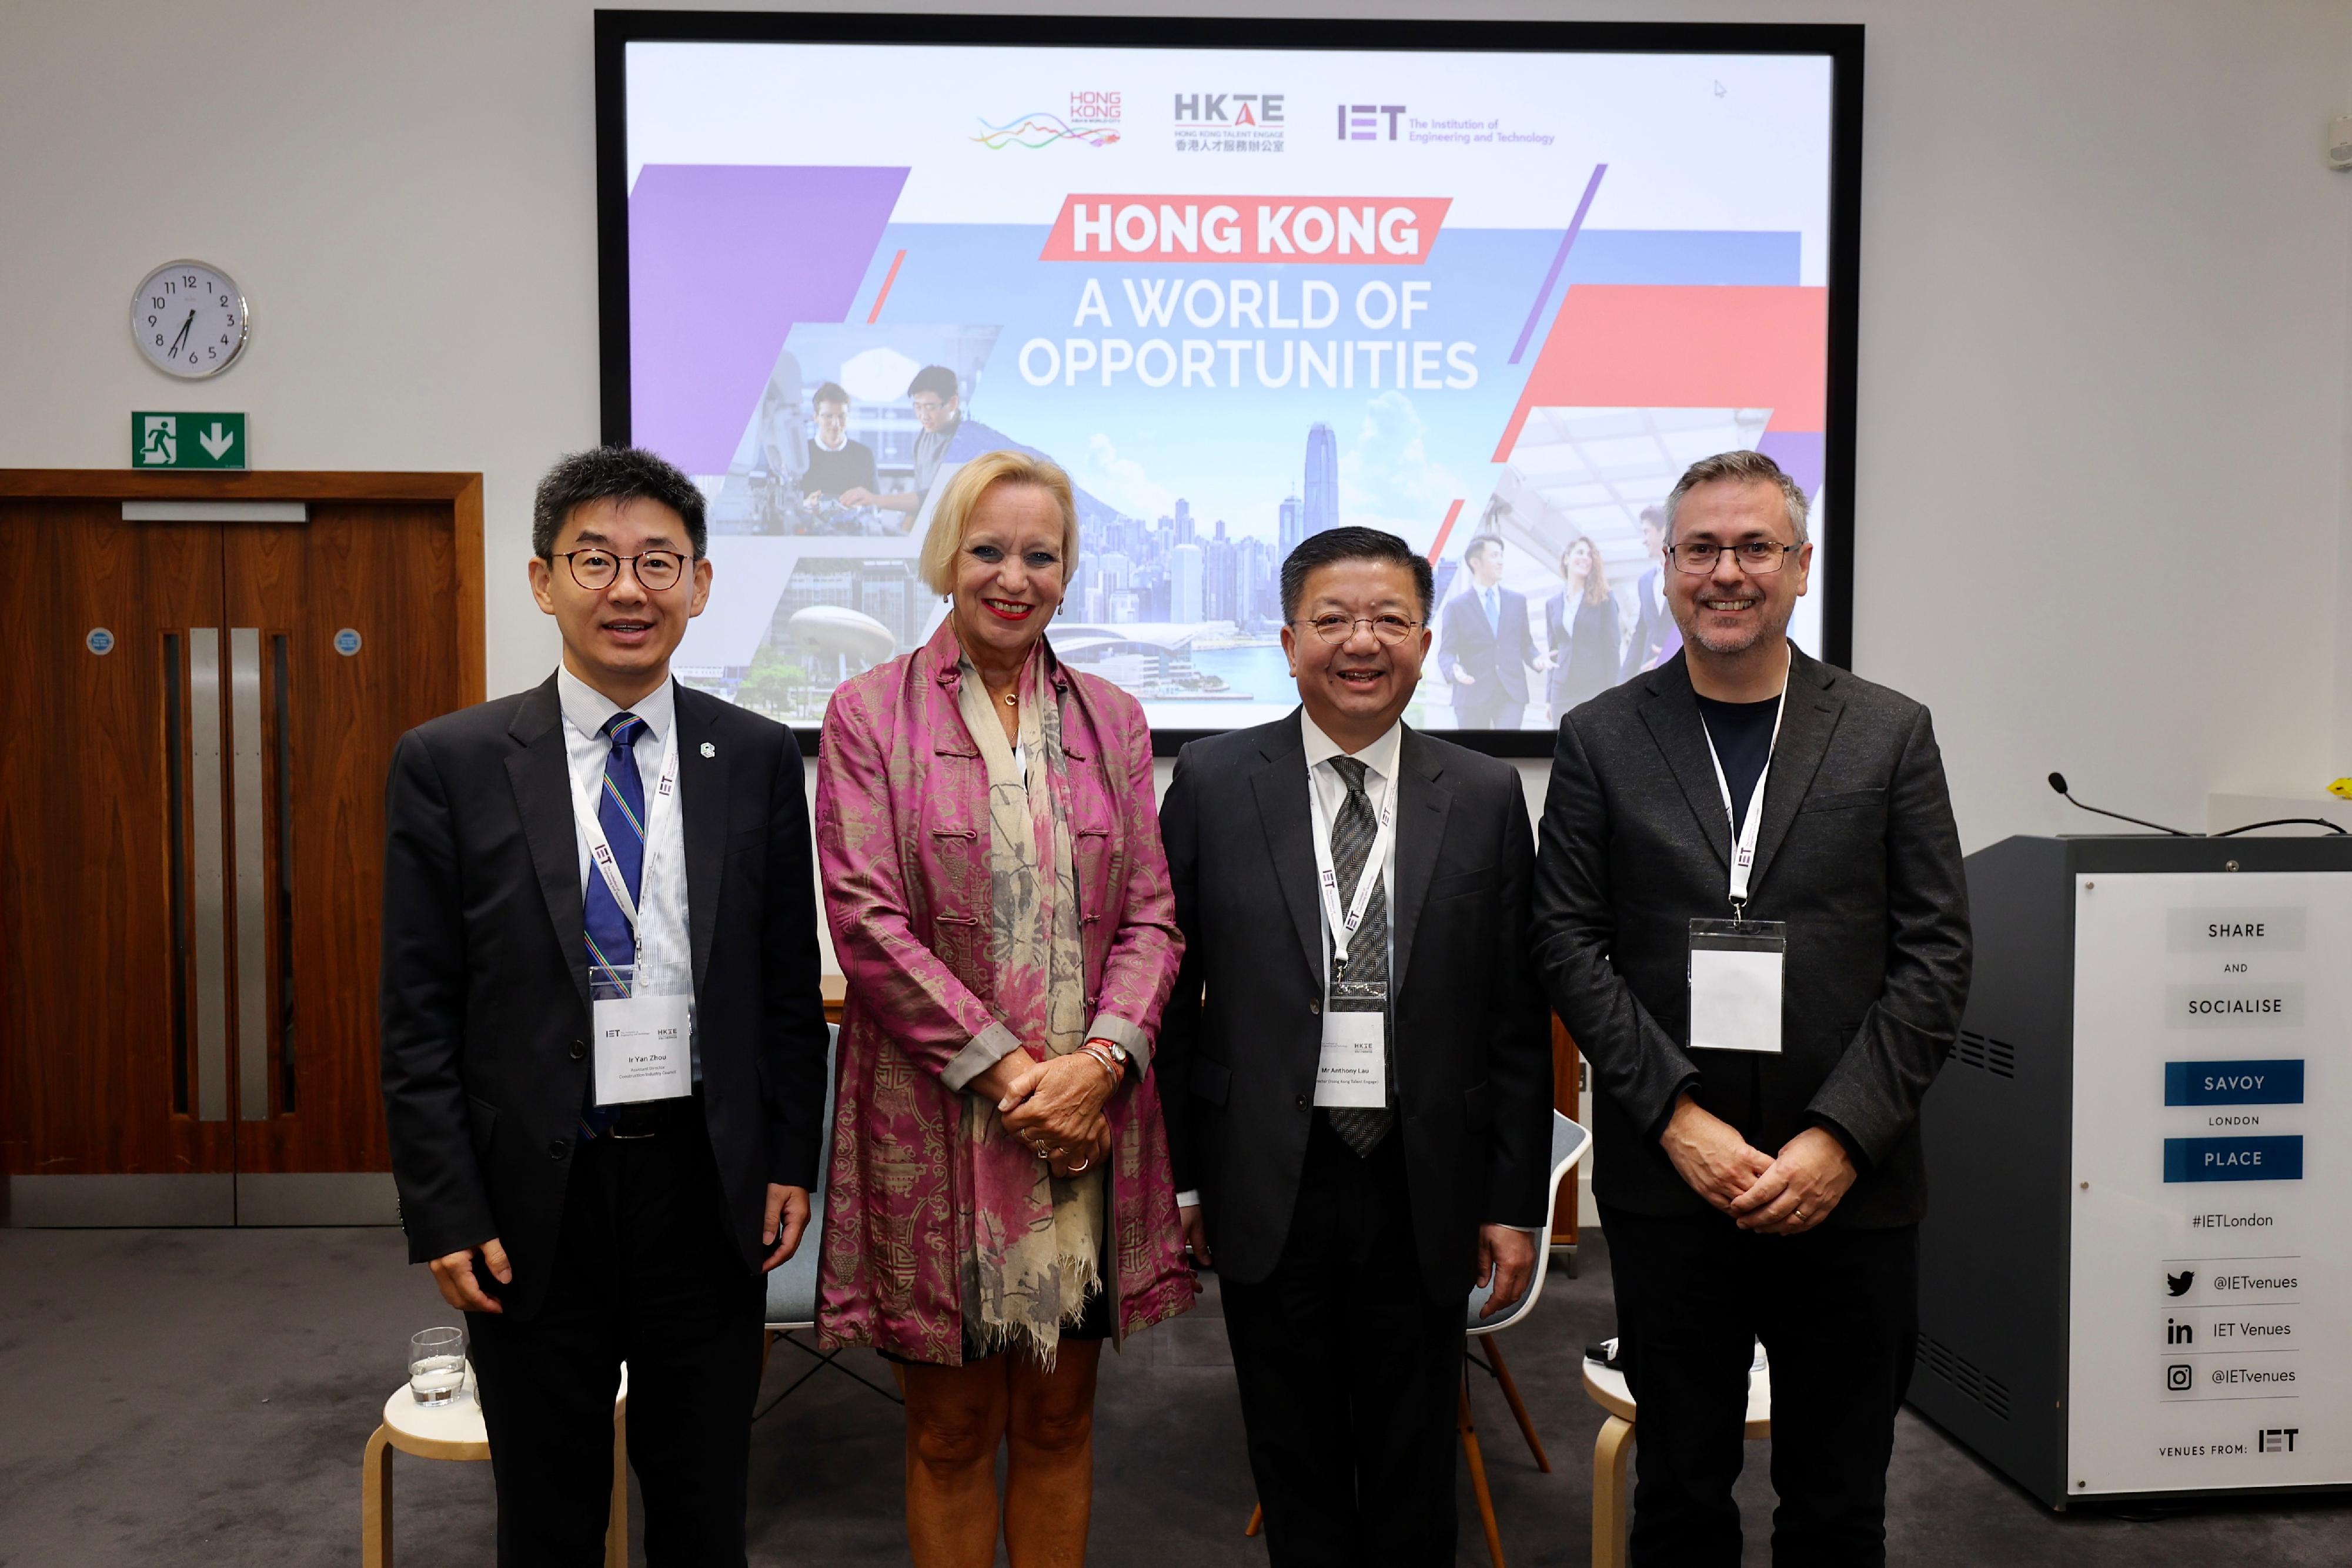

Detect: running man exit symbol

[131,411,246,470]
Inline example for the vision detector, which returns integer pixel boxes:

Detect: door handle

[229,628,270,1122]
[188,629,229,1122]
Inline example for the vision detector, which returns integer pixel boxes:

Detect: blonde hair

[917,450,1081,596]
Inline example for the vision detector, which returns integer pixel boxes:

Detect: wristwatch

[1085,1037,1130,1078]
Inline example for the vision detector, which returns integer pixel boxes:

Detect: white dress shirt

[1176,713,1536,1233]
[557,666,697,1078]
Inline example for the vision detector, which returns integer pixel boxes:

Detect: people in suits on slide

[1435,533,1539,729]
[813,451,1192,1568]
[1536,533,1623,726]
[379,447,831,1565]
[1621,504,1682,680]
[1158,526,1555,1566]
[1532,450,1970,1566]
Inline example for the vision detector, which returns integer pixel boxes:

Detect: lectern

[1914,834,2352,1506]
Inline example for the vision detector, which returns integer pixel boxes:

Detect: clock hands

[169,310,195,358]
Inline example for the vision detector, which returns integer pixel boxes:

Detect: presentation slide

[620,35,1836,735]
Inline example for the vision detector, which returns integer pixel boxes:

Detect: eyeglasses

[1291,614,1424,646]
[1669,540,1798,575]
[552,549,691,591]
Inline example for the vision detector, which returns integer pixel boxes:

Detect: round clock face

[131,260,247,378]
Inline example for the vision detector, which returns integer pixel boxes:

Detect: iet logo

[2258,1428,2300,1453]
[1339,104,1406,141]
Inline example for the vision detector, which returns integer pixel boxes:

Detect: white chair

[759,1025,903,1411]
[1247,1112,1591,1568]
[361,1362,627,1567]
[1583,1345,1772,1568]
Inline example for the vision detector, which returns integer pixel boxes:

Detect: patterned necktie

[1326,756,1394,1156]
[580,711,646,1131]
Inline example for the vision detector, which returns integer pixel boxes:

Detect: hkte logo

[1340,104,1406,141]
[1173,93,1285,154]
[2259,1427,2300,1453]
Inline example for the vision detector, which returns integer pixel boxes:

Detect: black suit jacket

[379,675,830,1319]
[1158,712,1553,1298]
[1531,648,1970,1227]
[1436,585,1536,706]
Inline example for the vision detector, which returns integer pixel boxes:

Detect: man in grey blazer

[1533,450,1969,1566]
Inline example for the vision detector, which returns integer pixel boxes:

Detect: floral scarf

[954,645,1103,1364]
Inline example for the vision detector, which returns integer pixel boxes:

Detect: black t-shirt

[1694,693,1780,836]
[801,437,877,498]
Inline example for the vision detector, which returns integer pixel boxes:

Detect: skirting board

[3,1172,399,1227]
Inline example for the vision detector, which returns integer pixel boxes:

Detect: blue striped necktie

[580,711,646,1132]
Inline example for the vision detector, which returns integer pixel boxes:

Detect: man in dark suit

[1533,450,1969,1566]
[1160,526,1553,1566]
[1435,533,1538,729]
[1621,504,1681,680]
[380,446,830,1565]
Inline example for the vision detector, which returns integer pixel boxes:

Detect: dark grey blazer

[1157,711,1553,1298]
[1531,648,1970,1227]
[378,676,831,1319]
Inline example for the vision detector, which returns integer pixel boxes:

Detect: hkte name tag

[1688,919,1786,1055]
[1315,994,1388,1108]
[593,991,693,1105]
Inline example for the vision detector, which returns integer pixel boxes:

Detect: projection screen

[597,14,1861,753]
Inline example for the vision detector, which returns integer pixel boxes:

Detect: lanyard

[576,718,681,942]
[1308,758,1398,979]
[1698,669,1789,917]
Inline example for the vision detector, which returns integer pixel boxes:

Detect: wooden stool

[1581,1356,1770,1568]
[362,1362,629,1567]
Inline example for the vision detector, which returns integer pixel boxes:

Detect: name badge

[592,965,693,1105]
[1688,918,1786,1055]
[1315,1008,1387,1108]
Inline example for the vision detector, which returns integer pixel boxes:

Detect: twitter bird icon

[2167,1270,2196,1298]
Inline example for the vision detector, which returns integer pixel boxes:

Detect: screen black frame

[596,10,1863,758]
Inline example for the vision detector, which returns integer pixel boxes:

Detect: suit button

[569,1039,587,1061]
[1295,1094,1308,1111]
[548,1139,569,1159]
[1309,999,1321,1015]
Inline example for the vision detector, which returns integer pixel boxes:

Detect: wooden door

[0,472,483,1225]
[0,501,235,1186]
[221,502,467,1178]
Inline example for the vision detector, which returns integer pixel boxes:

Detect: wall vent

[1918,1330,2011,1421]
[1953,1030,2017,1079]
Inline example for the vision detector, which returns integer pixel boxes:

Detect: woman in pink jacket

[814,449,1194,1567]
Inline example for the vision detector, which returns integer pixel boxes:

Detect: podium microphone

[2046,772,2192,836]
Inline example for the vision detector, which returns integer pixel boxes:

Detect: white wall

[5,0,2350,855]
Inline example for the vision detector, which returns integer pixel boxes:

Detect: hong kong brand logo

[974,91,1122,150]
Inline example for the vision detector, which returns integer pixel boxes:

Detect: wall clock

[131,259,248,377]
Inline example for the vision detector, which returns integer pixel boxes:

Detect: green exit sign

[132,411,246,470]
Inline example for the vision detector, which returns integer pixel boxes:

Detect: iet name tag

[1315,1006,1387,1108]
[593,991,693,1105]
[1689,918,1786,1055]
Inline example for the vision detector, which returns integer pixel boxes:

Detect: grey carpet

[1,1226,2346,1565]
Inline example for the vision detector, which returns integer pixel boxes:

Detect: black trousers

[467,1105,766,1567]
[1601,1206,1919,1568]
[1220,1115,1464,1568]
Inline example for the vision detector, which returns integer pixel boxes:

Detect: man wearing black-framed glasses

[1532,449,1969,1566]
[1160,526,1552,1565]
[380,445,830,1564]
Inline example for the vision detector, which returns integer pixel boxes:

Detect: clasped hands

[974,1049,1115,1179]
[1661,1093,1856,1236]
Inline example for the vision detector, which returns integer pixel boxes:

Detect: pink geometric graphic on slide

[1493,285,1829,499]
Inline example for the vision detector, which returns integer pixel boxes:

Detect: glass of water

[409,1326,467,1406]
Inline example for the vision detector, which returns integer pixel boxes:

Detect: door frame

[0,471,485,1228]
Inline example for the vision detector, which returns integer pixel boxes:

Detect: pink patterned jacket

[813,621,1196,1362]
